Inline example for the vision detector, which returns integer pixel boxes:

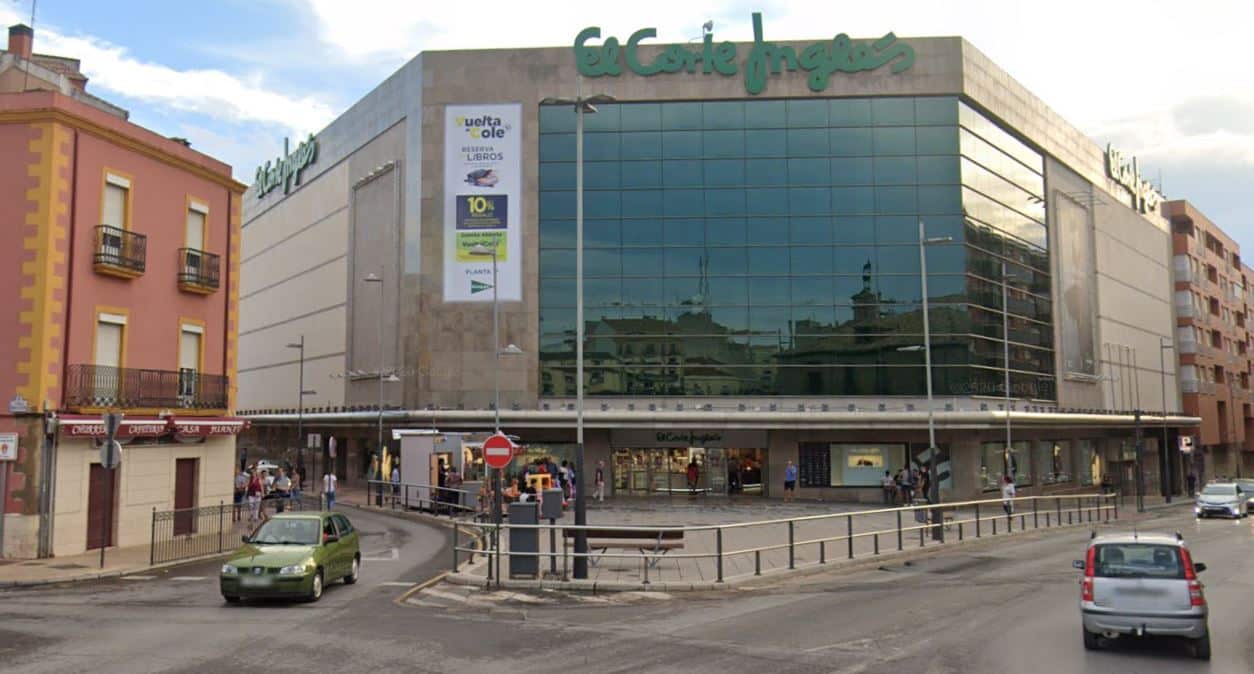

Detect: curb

[443,506,1179,593]
[0,550,233,590]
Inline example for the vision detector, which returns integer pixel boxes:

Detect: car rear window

[1093,543,1185,579]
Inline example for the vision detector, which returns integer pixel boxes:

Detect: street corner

[402,578,679,612]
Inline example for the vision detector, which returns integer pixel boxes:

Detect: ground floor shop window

[980,441,1031,490]
[505,443,577,485]
[1037,440,1073,484]
[611,447,764,496]
[1072,439,1100,486]
[798,443,906,487]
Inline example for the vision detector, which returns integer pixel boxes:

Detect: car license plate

[241,575,272,588]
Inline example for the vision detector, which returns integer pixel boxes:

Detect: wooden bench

[563,528,685,568]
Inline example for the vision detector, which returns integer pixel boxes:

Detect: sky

[4,0,1252,248]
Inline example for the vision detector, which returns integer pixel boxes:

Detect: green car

[220,512,360,604]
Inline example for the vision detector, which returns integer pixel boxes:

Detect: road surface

[1,504,1250,673]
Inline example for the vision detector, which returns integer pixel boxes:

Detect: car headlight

[221,564,238,575]
[279,564,309,576]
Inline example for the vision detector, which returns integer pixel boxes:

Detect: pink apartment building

[0,24,247,558]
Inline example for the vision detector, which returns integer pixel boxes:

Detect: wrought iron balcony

[64,364,228,410]
[93,225,146,278]
[177,248,220,293]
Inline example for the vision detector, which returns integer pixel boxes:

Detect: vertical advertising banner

[444,103,522,302]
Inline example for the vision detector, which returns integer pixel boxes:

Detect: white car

[1194,483,1247,519]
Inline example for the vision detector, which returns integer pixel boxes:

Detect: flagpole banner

[443,103,522,302]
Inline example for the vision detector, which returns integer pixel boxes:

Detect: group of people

[880,466,934,506]
[233,465,301,523]
[234,464,342,523]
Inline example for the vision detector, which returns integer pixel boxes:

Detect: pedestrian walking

[1001,475,1016,515]
[273,468,292,513]
[1187,471,1198,497]
[391,463,401,506]
[233,468,248,521]
[594,460,606,503]
[323,471,338,510]
[687,459,700,497]
[881,470,896,505]
[290,468,302,504]
[919,467,932,502]
[560,460,573,499]
[246,469,263,522]
[783,460,798,502]
[447,466,463,513]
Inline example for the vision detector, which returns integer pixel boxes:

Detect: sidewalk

[450,493,1177,591]
[0,543,227,588]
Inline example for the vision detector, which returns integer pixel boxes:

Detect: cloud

[0,5,335,137]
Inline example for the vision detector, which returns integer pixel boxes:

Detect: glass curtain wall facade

[538,97,1053,398]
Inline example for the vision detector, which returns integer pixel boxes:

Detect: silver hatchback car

[1074,532,1210,660]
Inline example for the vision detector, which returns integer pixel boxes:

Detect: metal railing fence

[365,480,478,516]
[453,493,1119,586]
[150,493,321,565]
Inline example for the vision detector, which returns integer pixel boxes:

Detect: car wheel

[1191,632,1211,660]
[344,556,360,585]
[1083,629,1101,651]
[223,595,241,605]
[306,570,324,603]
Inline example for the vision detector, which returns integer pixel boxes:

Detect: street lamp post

[363,273,391,504]
[469,243,524,532]
[1160,337,1175,503]
[898,222,951,541]
[286,336,317,479]
[1001,262,1013,468]
[540,88,615,580]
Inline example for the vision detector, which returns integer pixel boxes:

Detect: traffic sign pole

[482,433,517,570]
[100,413,123,569]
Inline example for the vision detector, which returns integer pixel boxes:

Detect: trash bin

[540,488,565,520]
[508,501,540,578]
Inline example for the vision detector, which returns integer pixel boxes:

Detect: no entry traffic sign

[482,432,516,469]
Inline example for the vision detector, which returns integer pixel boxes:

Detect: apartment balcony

[1176,303,1195,318]
[93,225,146,278]
[64,364,228,410]
[1177,339,1198,355]
[177,248,220,294]
[1181,380,1217,395]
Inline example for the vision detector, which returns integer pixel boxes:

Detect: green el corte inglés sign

[254,134,318,199]
[574,12,915,95]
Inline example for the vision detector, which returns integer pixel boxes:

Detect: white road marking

[363,547,399,561]
[378,581,414,587]
[122,575,157,581]
[169,576,208,581]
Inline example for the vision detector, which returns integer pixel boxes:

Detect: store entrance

[612,447,766,497]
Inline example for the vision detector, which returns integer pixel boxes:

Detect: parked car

[1195,482,1248,519]
[1235,479,1254,509]
[1074,532,1210,659]
[220,512,361,604]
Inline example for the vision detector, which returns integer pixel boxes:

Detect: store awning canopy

[59,414,250,438]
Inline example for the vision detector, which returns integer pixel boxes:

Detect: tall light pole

[540,88,615,580]
[363,273,388,483]
[1160,337,1175,502]
[897,221,951,541]
[1001,262,1013,469]
[286,336,316,478]
[470,243,524,530]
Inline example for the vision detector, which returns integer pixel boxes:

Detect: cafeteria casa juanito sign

[574,12,915,95]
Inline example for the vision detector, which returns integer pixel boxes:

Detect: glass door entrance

[612,447,765,496]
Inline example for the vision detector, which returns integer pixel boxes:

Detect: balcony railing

[64,364,227,410]
[93,225,146,278]
[177,248,220,293]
